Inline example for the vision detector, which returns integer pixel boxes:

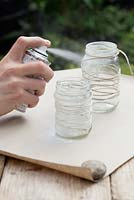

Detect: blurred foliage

[0,0,134,74]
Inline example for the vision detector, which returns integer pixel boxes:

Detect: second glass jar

[81,41,120,113]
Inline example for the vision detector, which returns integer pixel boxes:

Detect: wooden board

[0,158,111,200]
[0,156,134,199]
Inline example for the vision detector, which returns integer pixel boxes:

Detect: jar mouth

[56,77,90,90]
[85,41,119,57]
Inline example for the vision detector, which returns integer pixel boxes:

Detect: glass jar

[81,41,120,113]
[54,78,92,139]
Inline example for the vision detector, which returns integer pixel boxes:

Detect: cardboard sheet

[0,68,134,182]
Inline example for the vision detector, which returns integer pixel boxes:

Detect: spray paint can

[16,46,51,113]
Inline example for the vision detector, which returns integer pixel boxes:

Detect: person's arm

[0,36,54,116]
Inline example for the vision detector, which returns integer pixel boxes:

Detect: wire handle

[119,49,133,75]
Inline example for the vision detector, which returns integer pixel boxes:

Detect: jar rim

[85,41,119,57]
[56,77,91,90]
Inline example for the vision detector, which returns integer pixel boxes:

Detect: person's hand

[0,36,54,116]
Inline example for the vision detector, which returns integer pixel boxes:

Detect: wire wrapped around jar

[54,77,92,139]
[81,41,121,113]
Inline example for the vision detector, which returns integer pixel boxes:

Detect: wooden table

[0,155,133,199]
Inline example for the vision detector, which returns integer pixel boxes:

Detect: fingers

[22,77,46,96]
[3,76,46,111]
[7,36,51,61]
[11,90,40,108]
[22,90,39,108]
[2,61,54,83]
[14,61,54,82]
[3,76,46,97]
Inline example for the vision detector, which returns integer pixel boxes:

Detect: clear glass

[54,78,92,139]
[81,41,120,113]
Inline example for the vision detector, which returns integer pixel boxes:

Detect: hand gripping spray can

[16,46,51,112]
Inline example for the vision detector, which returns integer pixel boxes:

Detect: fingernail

[45,40,51,46]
